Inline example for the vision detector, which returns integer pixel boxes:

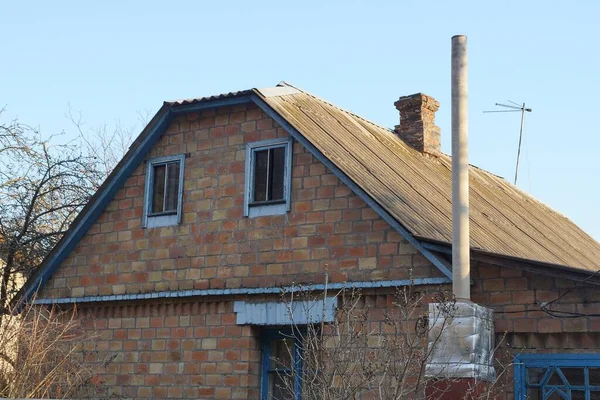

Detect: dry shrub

[274,281,512,400]
[0,302,110,399]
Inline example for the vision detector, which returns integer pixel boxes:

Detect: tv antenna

[483,101,532,185]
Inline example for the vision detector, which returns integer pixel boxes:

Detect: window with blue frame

[244,138,293,218]
[515,354,600,399]
[142,154,185,228]
[261,329,302,400]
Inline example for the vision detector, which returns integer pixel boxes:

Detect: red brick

[41,101,600,400]
[514,319,537,332]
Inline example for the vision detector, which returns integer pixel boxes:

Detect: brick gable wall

[39,102,441,300]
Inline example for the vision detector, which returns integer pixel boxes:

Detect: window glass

[165,162,180,212]
[152,164,166,213]
[572,391,586,400]
[271,338,294,369]
[268,373,293,400]
[526,387,540,399]
[151,162,180,214]
[253,149,269,202]
[561,368,585,386]
[270,147,286,201]
[263,332,300,400]
[527,367,545,384]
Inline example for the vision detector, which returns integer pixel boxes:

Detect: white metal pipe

[451,35,470,300]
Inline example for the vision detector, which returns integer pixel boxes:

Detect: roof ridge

[279,82,395,134]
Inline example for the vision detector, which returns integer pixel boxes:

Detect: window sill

[247,202,288,218]
[146,214,179,228]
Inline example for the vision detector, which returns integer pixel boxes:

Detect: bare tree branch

[0,107,132,311]
[274,282,512,400]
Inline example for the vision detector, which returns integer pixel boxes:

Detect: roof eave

[419,239,600,283]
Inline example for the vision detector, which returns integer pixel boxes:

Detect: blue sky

[1,1,599,240]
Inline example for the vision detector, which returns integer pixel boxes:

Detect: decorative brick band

[33,277,450,305]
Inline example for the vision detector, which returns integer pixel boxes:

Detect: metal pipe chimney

[451,35,470,300]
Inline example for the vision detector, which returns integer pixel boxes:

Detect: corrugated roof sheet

[166,90,253,106]
[255,85,600,272]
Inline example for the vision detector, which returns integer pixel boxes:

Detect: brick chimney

[394,93,441,155]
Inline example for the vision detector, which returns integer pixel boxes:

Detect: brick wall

[76,291,434,400]
[40,102,440,300]
[472,261,600,399]
[472,261,600,337]
[79,299,261,399]
[48,261,600,400]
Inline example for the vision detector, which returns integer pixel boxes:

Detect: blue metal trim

[586,368,591,400]
[32,277,450,305]
[170,95,252,114]
[261,333,271,400]
[514,354,600,399]
[250,94,453,280]
[19,107,175,307]
[514,355,524,400]
[421,242,452,254]
[518,354,600,363]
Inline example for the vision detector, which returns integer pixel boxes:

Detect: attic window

[244,138,292,218]
[143,154,185,228]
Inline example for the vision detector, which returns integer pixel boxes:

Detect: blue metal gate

[515,354,600,400]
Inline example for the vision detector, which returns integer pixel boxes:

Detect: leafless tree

[0,111,103,313]
[0,104,142,312]
[67,105,148,181]
[0,107,136,397]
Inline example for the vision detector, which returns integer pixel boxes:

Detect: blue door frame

[261,329,303,400]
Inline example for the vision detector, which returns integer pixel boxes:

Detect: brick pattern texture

[40,103,440,300]
[79,299,260,399]
[472,261,600,400]
[78,292,427,400]
[35,101,600,400]
[394,93,441,155]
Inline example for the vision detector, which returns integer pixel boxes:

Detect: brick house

[15,83,600,399]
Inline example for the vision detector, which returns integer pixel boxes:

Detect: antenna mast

[484,101,532,185]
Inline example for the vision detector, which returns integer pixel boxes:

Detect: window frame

[142,154,185,228]
[244,138,293,218]
[261,329,303,400]
[514,353,600,399]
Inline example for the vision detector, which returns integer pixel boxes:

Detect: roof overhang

[420,240,600,286]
